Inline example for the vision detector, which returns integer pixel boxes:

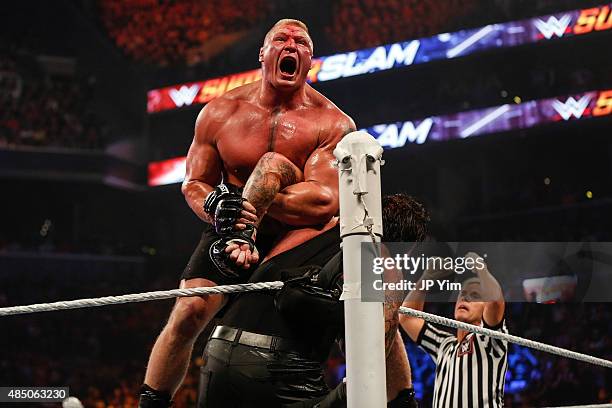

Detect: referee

[399,252,508,407]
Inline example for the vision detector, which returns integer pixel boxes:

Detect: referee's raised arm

[465,251,505,327]
[399,257,453,342]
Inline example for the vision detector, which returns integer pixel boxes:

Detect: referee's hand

[464,251,489,274]
[421,256,454,281]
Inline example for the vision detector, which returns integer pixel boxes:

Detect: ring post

[334,131,386,408]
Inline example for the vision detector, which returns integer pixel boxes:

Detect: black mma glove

[205,184,260,278]
[388,388,418,408]
[203,183,244,235]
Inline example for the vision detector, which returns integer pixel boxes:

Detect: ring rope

[0,281,284,317]
[1,283,611,371]
[399,307,612,369]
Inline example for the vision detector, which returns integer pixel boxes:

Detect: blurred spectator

[0,43,105,150]
[326,0,479,51]
[98,0,271,67]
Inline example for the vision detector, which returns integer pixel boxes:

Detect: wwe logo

[552,96,591,120]
[534,15,572,39]
[458,335,474,357]
[169,85,200,107]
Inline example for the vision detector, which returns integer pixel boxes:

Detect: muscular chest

[216,106,319,181]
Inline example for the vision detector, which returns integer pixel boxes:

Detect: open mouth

[279,56,297,77]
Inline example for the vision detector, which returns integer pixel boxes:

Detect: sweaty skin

[143,22,355,399]
[182,23,356,263]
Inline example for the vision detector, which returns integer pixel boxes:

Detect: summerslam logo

[366,119,434,149]
[534,4,612,39]
[146,42,420,113]
[310,41,421,82]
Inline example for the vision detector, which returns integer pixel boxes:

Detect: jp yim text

[372,279,462,291]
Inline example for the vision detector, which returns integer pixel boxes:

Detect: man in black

[198,194,430,407]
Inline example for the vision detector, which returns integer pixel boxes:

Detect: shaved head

[264,19,312,50]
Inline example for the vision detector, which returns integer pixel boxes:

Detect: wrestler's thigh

[171,278,226,319]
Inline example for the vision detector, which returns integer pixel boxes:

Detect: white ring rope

[399,307,612,369]
[1,282,611,371]
[0,281,284,317]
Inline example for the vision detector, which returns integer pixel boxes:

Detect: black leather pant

[198,338,329,408]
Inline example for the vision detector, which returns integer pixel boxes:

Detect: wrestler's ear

[259,47,264,63]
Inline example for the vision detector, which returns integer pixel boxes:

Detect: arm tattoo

[243,153,301,224]
[276,159,300,186]
[384,298,401,358]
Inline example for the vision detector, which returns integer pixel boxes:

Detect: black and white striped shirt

[416,319,508,408]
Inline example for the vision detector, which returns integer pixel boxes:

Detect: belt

[210,325,309,354]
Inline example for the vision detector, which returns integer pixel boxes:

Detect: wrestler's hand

[224,200,259,269]
[235,200,258,230]
[204,184,244,234]
[225,240,259,269]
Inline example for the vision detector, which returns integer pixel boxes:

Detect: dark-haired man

[139,18,356,408]
[199,193,430,407]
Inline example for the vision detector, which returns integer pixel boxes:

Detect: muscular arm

[382,246,403,356]
[386,330,413,400]
[181,101,227,223]
[266,115,356,226]
[382,245,414,399]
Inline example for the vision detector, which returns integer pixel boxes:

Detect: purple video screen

[366,90,612,149]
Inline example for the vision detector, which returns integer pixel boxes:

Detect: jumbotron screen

[148,89,612,186]
[147,4,612,113]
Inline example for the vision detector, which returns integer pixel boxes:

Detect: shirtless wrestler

[138,19,356,407]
